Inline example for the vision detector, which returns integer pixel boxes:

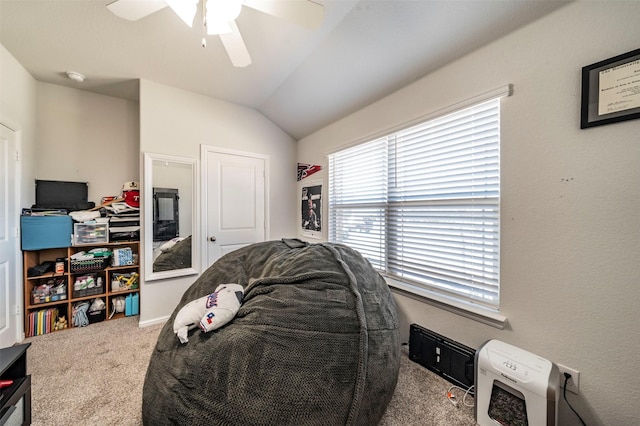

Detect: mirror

[144,153,199,281]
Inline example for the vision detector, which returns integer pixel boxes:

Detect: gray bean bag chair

[142,239,400,425]
[153,235,192,272]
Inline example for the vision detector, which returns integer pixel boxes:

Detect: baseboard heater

[409,323,475,389]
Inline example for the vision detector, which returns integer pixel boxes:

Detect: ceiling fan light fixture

[166,0,198,27]
[206,0,243,23]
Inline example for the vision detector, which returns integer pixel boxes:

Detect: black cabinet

[0,343,31,425]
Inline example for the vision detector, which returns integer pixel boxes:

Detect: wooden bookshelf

[22,242,140,337]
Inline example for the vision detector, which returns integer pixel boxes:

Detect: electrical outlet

[558,364,580,394]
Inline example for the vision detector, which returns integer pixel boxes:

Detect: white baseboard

[138,315,169,328]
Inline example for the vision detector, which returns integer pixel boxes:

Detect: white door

[0,124,19,348]
[203,147,266,268]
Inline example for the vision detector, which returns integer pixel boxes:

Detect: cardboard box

[112,247,134,266]
[21,215,72,250]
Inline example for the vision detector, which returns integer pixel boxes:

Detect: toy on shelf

[53,315,68,331]
[111,272,139,292]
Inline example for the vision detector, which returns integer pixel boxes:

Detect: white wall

[35,82,139,202]
[297,2,640,425]
[138,80,297,325]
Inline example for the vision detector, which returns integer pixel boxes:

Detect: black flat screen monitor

[34,179,90,210]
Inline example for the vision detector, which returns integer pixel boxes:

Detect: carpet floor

[23,317,475,425]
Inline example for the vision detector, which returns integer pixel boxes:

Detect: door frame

[200,144,270,270]
[0,122,23,346]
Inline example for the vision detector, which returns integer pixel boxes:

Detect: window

[329,96,502,313]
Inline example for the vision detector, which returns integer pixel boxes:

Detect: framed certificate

[580,48,640,129]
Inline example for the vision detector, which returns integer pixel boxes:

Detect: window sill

[384,277,508,329]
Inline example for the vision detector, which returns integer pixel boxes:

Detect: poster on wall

[297,163,322,181]
[300,182,322,239]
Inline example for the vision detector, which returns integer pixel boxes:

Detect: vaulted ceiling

[0,0,572,140]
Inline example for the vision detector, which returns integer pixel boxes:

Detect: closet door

[0,124,19,347]
[202,147,266,268]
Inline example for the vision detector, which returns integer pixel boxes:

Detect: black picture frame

[580,48,640,129]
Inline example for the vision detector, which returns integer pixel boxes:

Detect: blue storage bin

[125,293,139,316]
[132,293,139,315]
[21,215,73,250]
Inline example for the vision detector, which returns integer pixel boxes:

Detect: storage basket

[31,278,67,304]
[70,257,110,273]
[88,309,106,324]
[32,288,68,304]
[72,285,104,299]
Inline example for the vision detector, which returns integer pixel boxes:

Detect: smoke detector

[66,71,86,83]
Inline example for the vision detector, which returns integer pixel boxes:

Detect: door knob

[210,236,217,242]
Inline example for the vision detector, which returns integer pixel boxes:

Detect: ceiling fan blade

[243,0,324,30]
[219,21,252,68]
[107,0,168,21]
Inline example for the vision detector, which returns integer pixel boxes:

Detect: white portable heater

[475,340,559,426]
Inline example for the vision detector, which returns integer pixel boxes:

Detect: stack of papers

[105,202,140,241]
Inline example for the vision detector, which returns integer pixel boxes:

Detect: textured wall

[297,2,640,425]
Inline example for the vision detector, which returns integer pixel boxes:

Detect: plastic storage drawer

[73,223,109,245]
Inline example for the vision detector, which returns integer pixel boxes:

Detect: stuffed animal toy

[54,315,68,331]
[173,284,244,344]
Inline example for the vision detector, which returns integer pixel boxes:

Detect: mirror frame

[143,152,200,281]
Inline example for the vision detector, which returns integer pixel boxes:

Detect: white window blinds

[329,97,501,311]
[328,138,388,268]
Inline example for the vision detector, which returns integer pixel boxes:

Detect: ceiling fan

[106,0,324,67]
